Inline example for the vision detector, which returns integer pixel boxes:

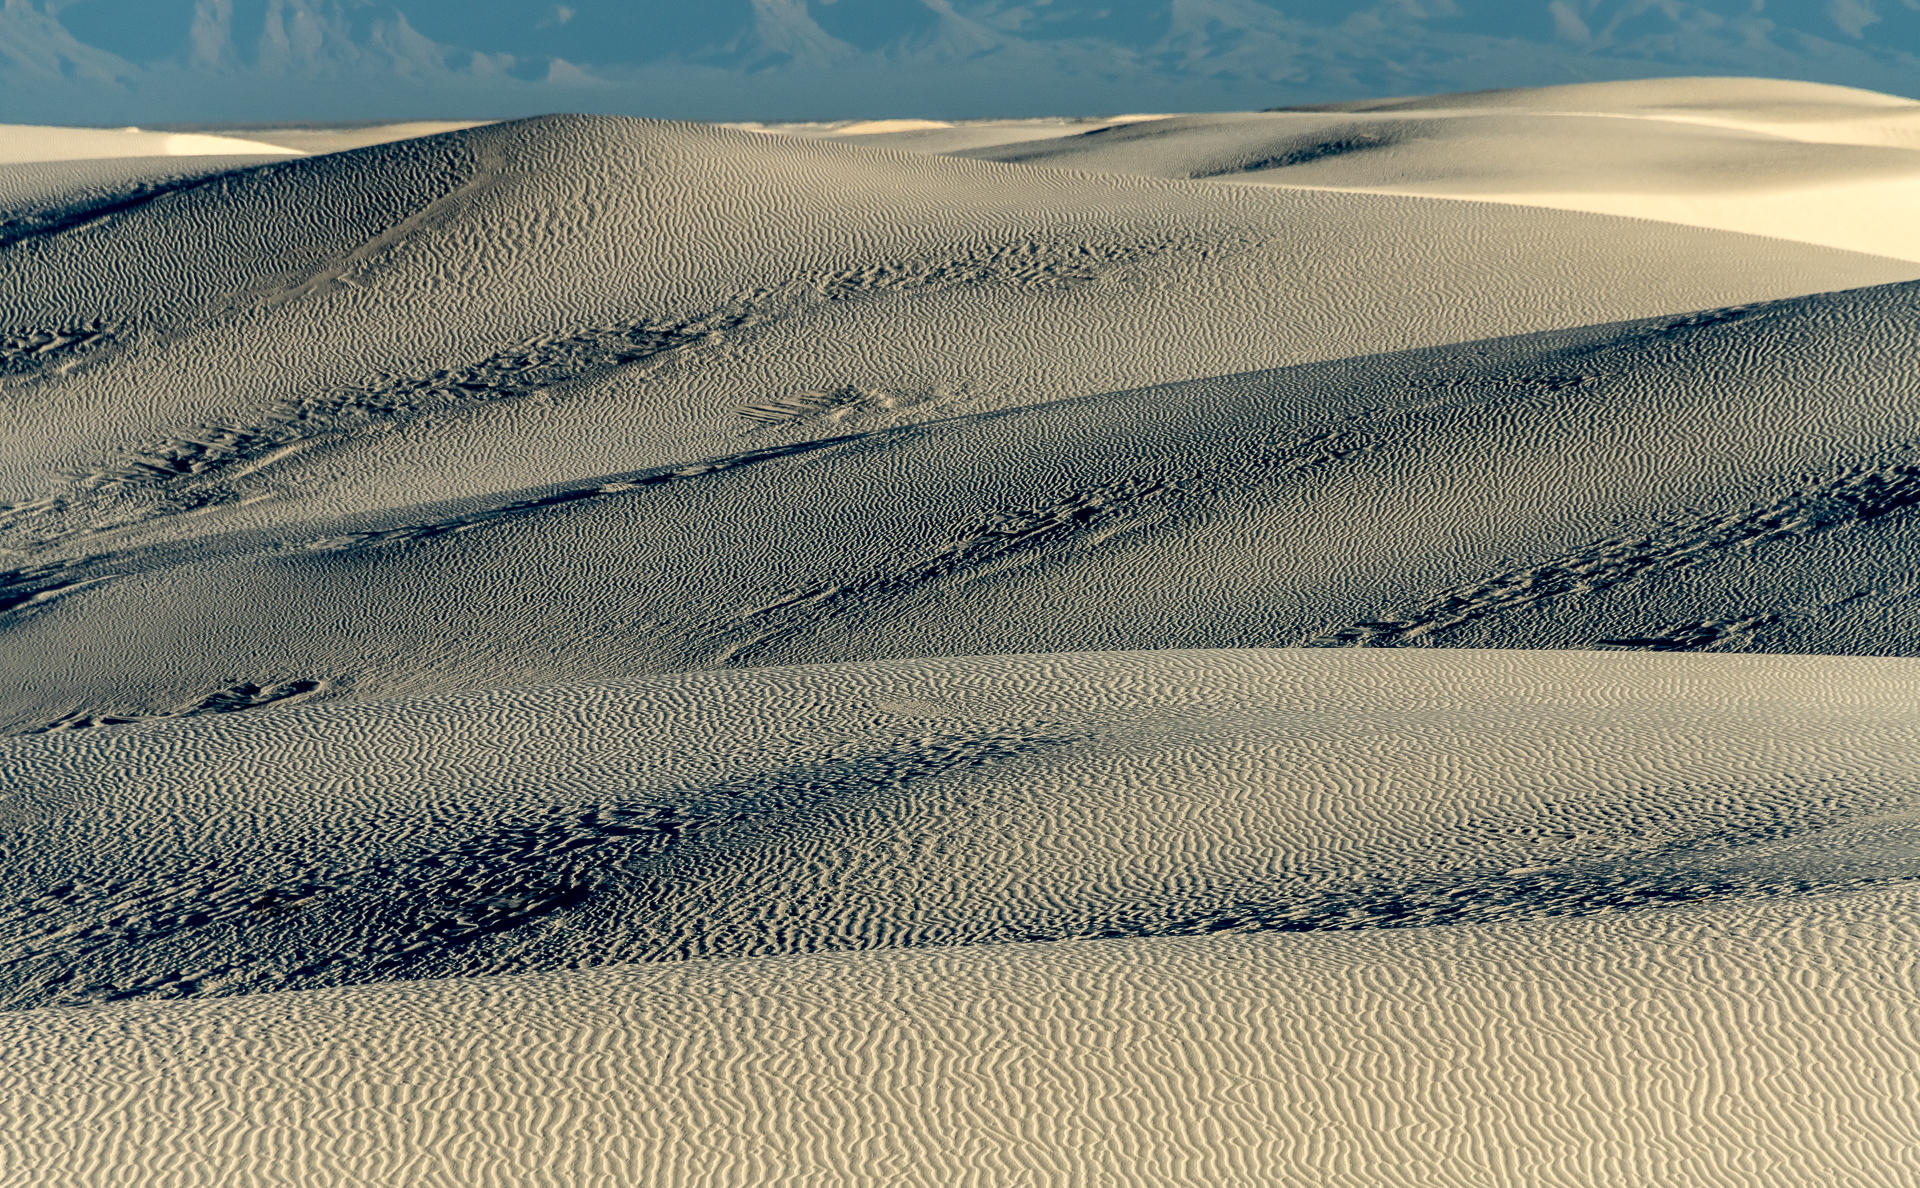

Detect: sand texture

[3,77,1919,1185]
[5,647,1920,1002]
[7,278,1920,729]
[950,79,1920,262]
[5,882,1916,1187]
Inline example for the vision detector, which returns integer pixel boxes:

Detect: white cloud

[1826,0,1880,38]
[1549,0,1591,42]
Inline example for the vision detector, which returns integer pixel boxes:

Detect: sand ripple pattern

[1,883,1915,1186]
[6,90,1920,1185]
[6,279,1919,730]
[2,649,1917,1009]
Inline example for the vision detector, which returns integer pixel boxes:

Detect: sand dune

[737,113,1177,154]
[3,111,1916,730]
[8,641,1920,1188]
[2,113,1908,561]
[0,155,283,222]
[0,124,302,166]
[1291,77,1920,149]
[3,647,1916,1010]
[4,816,1917,1183]
[5,78,1920,1186]
[7,277,1920,730]
[955,80,1920,262]
[190,121,494,156]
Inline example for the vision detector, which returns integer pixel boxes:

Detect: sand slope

[6,79,1920,1187]
[3,660,1920,1188]
[7,278,1920,729]
[2,112,1909,562]
[1292,78,1920,148]
[6,890,1915,1187]
[190,121,493,156]
[2,648,1917,1008]
[0,124,301,165]
[960,79,1920,261]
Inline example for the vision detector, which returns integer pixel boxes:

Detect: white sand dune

[738,113,1176,154]
[2,649,1917,1185]
[6,277,1919,730]
[0,125,300,255]
[957,78,1920,262]
[4,890,1914,1187]
[188,120,494,156]
[2,113,1908,561]
[0,124,302,165]
[5,77,1920,1185]
[1292,77,1920,149]
[3,647,1916,1004]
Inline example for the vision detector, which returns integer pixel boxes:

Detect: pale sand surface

[5,648,1917,1000]
[0,651,1916,1185]
[1289,77,1920,148]
[4,78,1920,1185]
[824,79,1920,262]
[4,886,1916,1188]
[733,113,1177,153]
[0,124,300,164]
[965,109,1920,258]
[189,121,493,155]
[6,278,1920,729]
[12,111,1892,557]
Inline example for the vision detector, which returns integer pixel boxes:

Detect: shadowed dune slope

[1,112,1911,568]
[1,648,1917,1008]
[5,279,1920,728]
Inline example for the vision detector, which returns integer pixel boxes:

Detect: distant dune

[3,78,1919,1186]
[931,79,1920,262]
[0,124,301,166]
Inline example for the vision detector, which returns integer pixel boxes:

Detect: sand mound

[750,113,1177,154]
[1286,77,1920,147]
[3,650,1917,1184]
[2,112,1906,560]
[7,890,1915,1187]
[3,648,1915,1007]
[187,121,494,156]
[6,278,1919,729]
[6,80,1920,1186]
[955,79,1920,261]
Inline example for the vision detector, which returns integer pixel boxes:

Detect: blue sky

[5,1,1918,125]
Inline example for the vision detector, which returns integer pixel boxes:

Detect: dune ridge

[6,277,1920,730]
[6,112,1902,542]
[931,78,1920,261]
[4,76,1920,1186]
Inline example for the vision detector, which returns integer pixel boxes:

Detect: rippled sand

[3,76,1918,1186]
